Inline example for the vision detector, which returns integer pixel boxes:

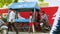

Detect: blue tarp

[8,2,40,9]
[8,2,40,22]
[14,18,30,22]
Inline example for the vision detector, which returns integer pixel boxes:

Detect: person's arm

[29,16,32,22]
[45,14,48,22]
[11,19,13,23]
[40,16,43,21]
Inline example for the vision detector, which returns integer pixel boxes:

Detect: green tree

[14,0,18,2]
[0,0,15,8]
[5,0,13,6]
[0,0,4,8]
[38,0,44,2]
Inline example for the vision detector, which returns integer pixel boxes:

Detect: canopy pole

[38,10,40,22]
[32,8,36,33]
[34,8,36,20]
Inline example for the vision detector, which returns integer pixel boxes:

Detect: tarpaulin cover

[8,2,40,22]
[8,2,40,9]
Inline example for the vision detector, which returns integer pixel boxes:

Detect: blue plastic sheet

[14,18,30,22]
[8,2,40,9]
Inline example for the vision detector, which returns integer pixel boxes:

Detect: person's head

[30,10,34,16]
[41,11,45,15]
[9,8,15,12]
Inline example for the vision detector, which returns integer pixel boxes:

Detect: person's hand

[11,19,13,23]
[40,19,43,22]
[4,23,7,26]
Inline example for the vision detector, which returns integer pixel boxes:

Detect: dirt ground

[8,32,49,34]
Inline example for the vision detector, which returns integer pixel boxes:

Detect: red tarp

[40,6,58,27]
[0,9,8,14]
[0,6,58,27]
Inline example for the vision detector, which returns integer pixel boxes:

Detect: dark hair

[41,11,45,14]
[9,8,13,10]
[30,11,33,15]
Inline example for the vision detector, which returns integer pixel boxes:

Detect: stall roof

[8,2,40,10]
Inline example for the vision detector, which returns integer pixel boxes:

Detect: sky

[18,0,60,6]
[18,0,38,2]
[44,0,60,6]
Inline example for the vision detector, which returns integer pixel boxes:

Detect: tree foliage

[0,0,15,8]
[38,0,44,2]
[0,0,4,8]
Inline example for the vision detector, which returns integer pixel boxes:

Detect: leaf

[5,0,13,6]
[0,3,4,8]
[38,0,44,2]
[14,0,18,2]
[0,0,4,8]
